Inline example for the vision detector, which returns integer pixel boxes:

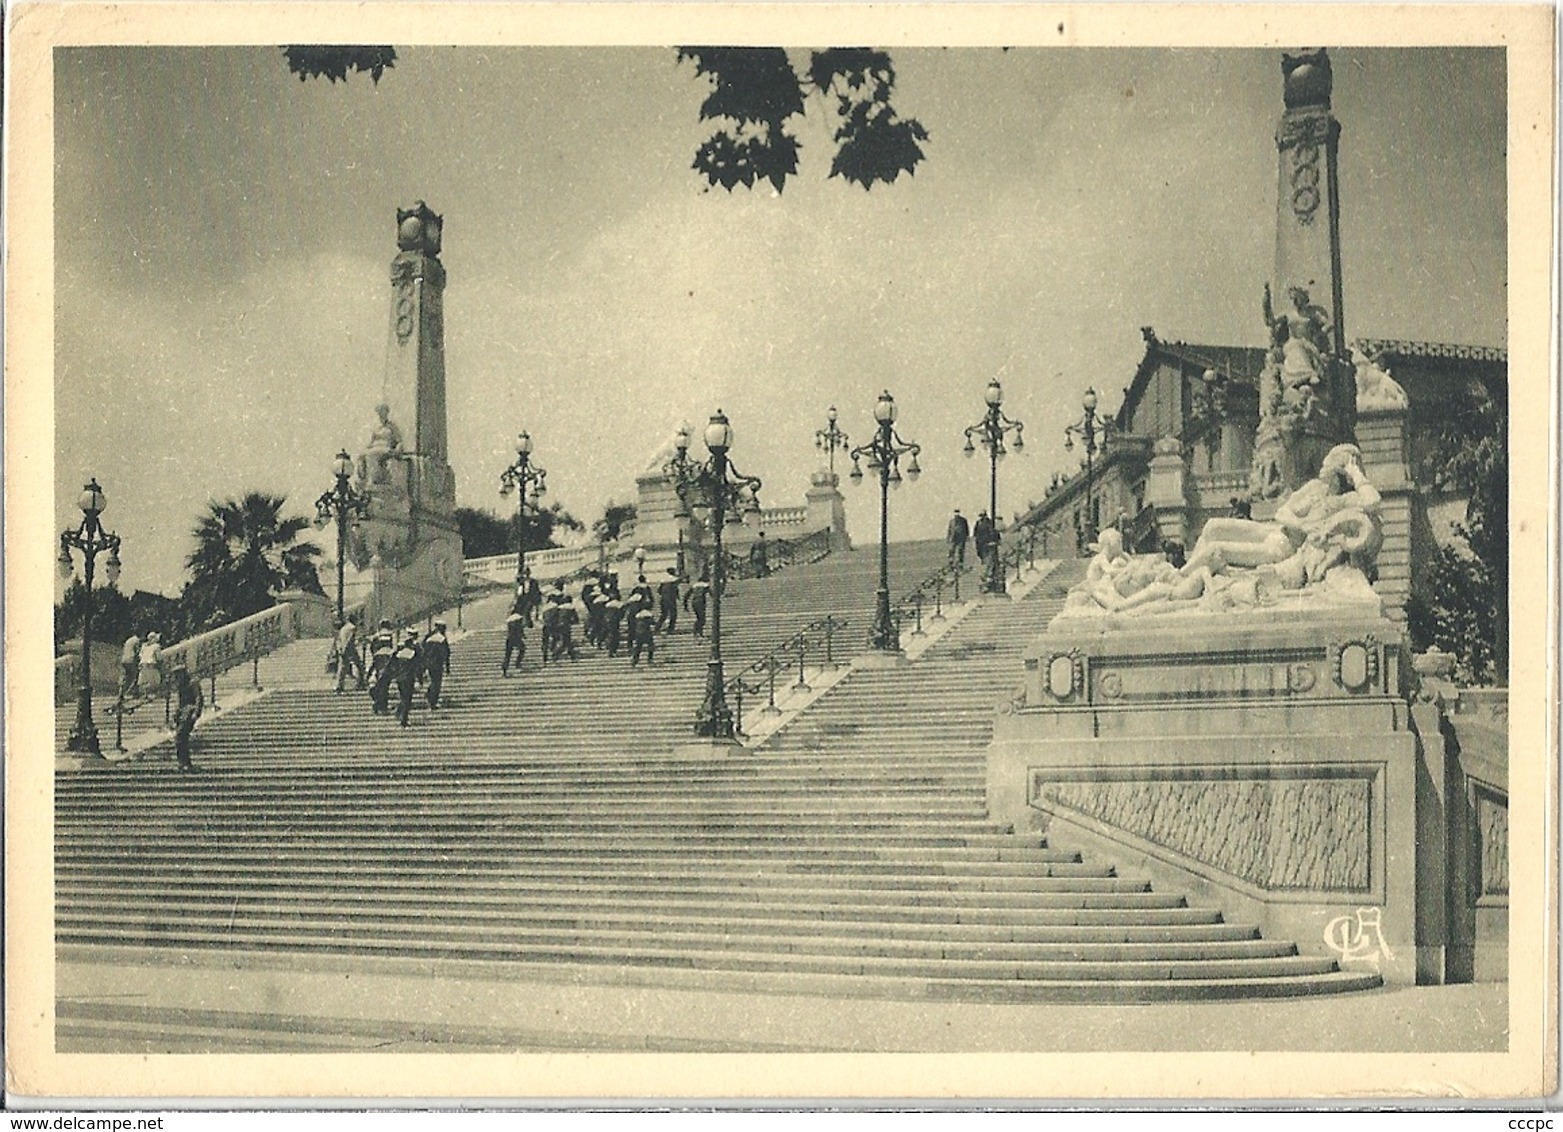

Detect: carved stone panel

[1036,772,1372,892]
[1476,790,1509,898]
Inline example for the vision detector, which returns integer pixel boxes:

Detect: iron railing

[995,522,1048,588]
[723,614,848,739]
[888,562,967,642]
[719,527,835,582]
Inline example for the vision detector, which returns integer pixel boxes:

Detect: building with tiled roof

[1017,326,1507,573]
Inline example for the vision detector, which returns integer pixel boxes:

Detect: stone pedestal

[634,468,692,555]
[1145,437,1190,549]
[989,608,1433,985]
[1355,405,1416,619]
[805,469,851,550]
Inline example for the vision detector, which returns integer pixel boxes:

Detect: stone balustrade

[464,541,628,586]
[159,604,298,681]
[757,505,808,530]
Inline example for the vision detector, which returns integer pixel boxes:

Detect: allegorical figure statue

[1249,284,1345,501]
[1063,443,1382,618]
[357,402,404,487]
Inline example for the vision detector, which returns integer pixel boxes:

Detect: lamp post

[60,478,122,756]
[1064,386,1114,548]
[814,405,850,477]
[849,390,921,654]
[665,425,697,577]
[665,410,762,742]
[963,379,1025,593]
[315,450,372,625]
[499,431,548,590]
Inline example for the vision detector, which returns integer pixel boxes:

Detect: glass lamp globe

[104,548,123,587]
[516,431,533,457]
[874,391,898,425]
[333,450,354,480]
[1082,387,1099,413]
[79,480,106,517]
[705,411,733,452]
[827,405,838,424]
[985,380,1003,408]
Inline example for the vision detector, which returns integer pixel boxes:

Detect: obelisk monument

[346,201,464,622]
[1249,49,1358,500]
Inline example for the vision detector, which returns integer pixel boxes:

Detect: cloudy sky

[54,46,1506,596]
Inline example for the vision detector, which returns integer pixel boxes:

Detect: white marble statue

[1062,444,1383,618]
[1352,347,1409,412]
[357,402,404,487]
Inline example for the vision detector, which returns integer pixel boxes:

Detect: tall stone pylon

[345,201,464,622]
[1249,49,1358,501]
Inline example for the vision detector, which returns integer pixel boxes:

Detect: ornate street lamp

[315,450,372,625]
[665,425,697,577]
[1064,386,1115,548]
[814,405,850,477]
[849,390,921,654]
[499,431,548,589]
[665,409,762,742]
[60,478,122,756]
[963,378,1025,593]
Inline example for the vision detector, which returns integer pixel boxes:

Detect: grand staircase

[54,546,1379,1013]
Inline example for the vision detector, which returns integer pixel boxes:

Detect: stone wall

[989,611,1430,984]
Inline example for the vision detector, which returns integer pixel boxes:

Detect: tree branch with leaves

[678,47,928,193]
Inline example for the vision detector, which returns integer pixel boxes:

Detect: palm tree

[184,492,323,624]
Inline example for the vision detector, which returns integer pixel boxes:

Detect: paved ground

[56,950,1507,1054]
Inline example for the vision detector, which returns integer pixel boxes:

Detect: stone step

[57,869,1175,900]
[56,852,1138,890]
[51,925,1341,985]
[61,887,1207,926]
[57,884,1250,941]
[59,908,1296,963]
[58,942,1379,1005]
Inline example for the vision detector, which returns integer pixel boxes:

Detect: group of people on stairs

[499,566,716,678]
[331,614,452,727]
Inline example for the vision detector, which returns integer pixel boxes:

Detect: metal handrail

[719,526,835,582]
[996,522,1046,587]
[723,613,848,739]
[887,561,964,641]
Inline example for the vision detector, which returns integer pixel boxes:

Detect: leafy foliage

[809,49,929,188]
[593,500,638,545]
[455,503,585,559]
[55,584,188,653]
[281,46,397,85]
[182,493,323,628]
[54,579,133,650]
[678,47,927,192]
[1407,541,1499,686]
[1407,374,1507,684]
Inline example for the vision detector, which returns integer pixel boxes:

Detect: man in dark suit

[388,629,423,727]
[422,620,451,709]
[973,510,999,584]
[685,571,710,638]
[656,568,681,634]
[946,509,970,570]
[171,665,204,773]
